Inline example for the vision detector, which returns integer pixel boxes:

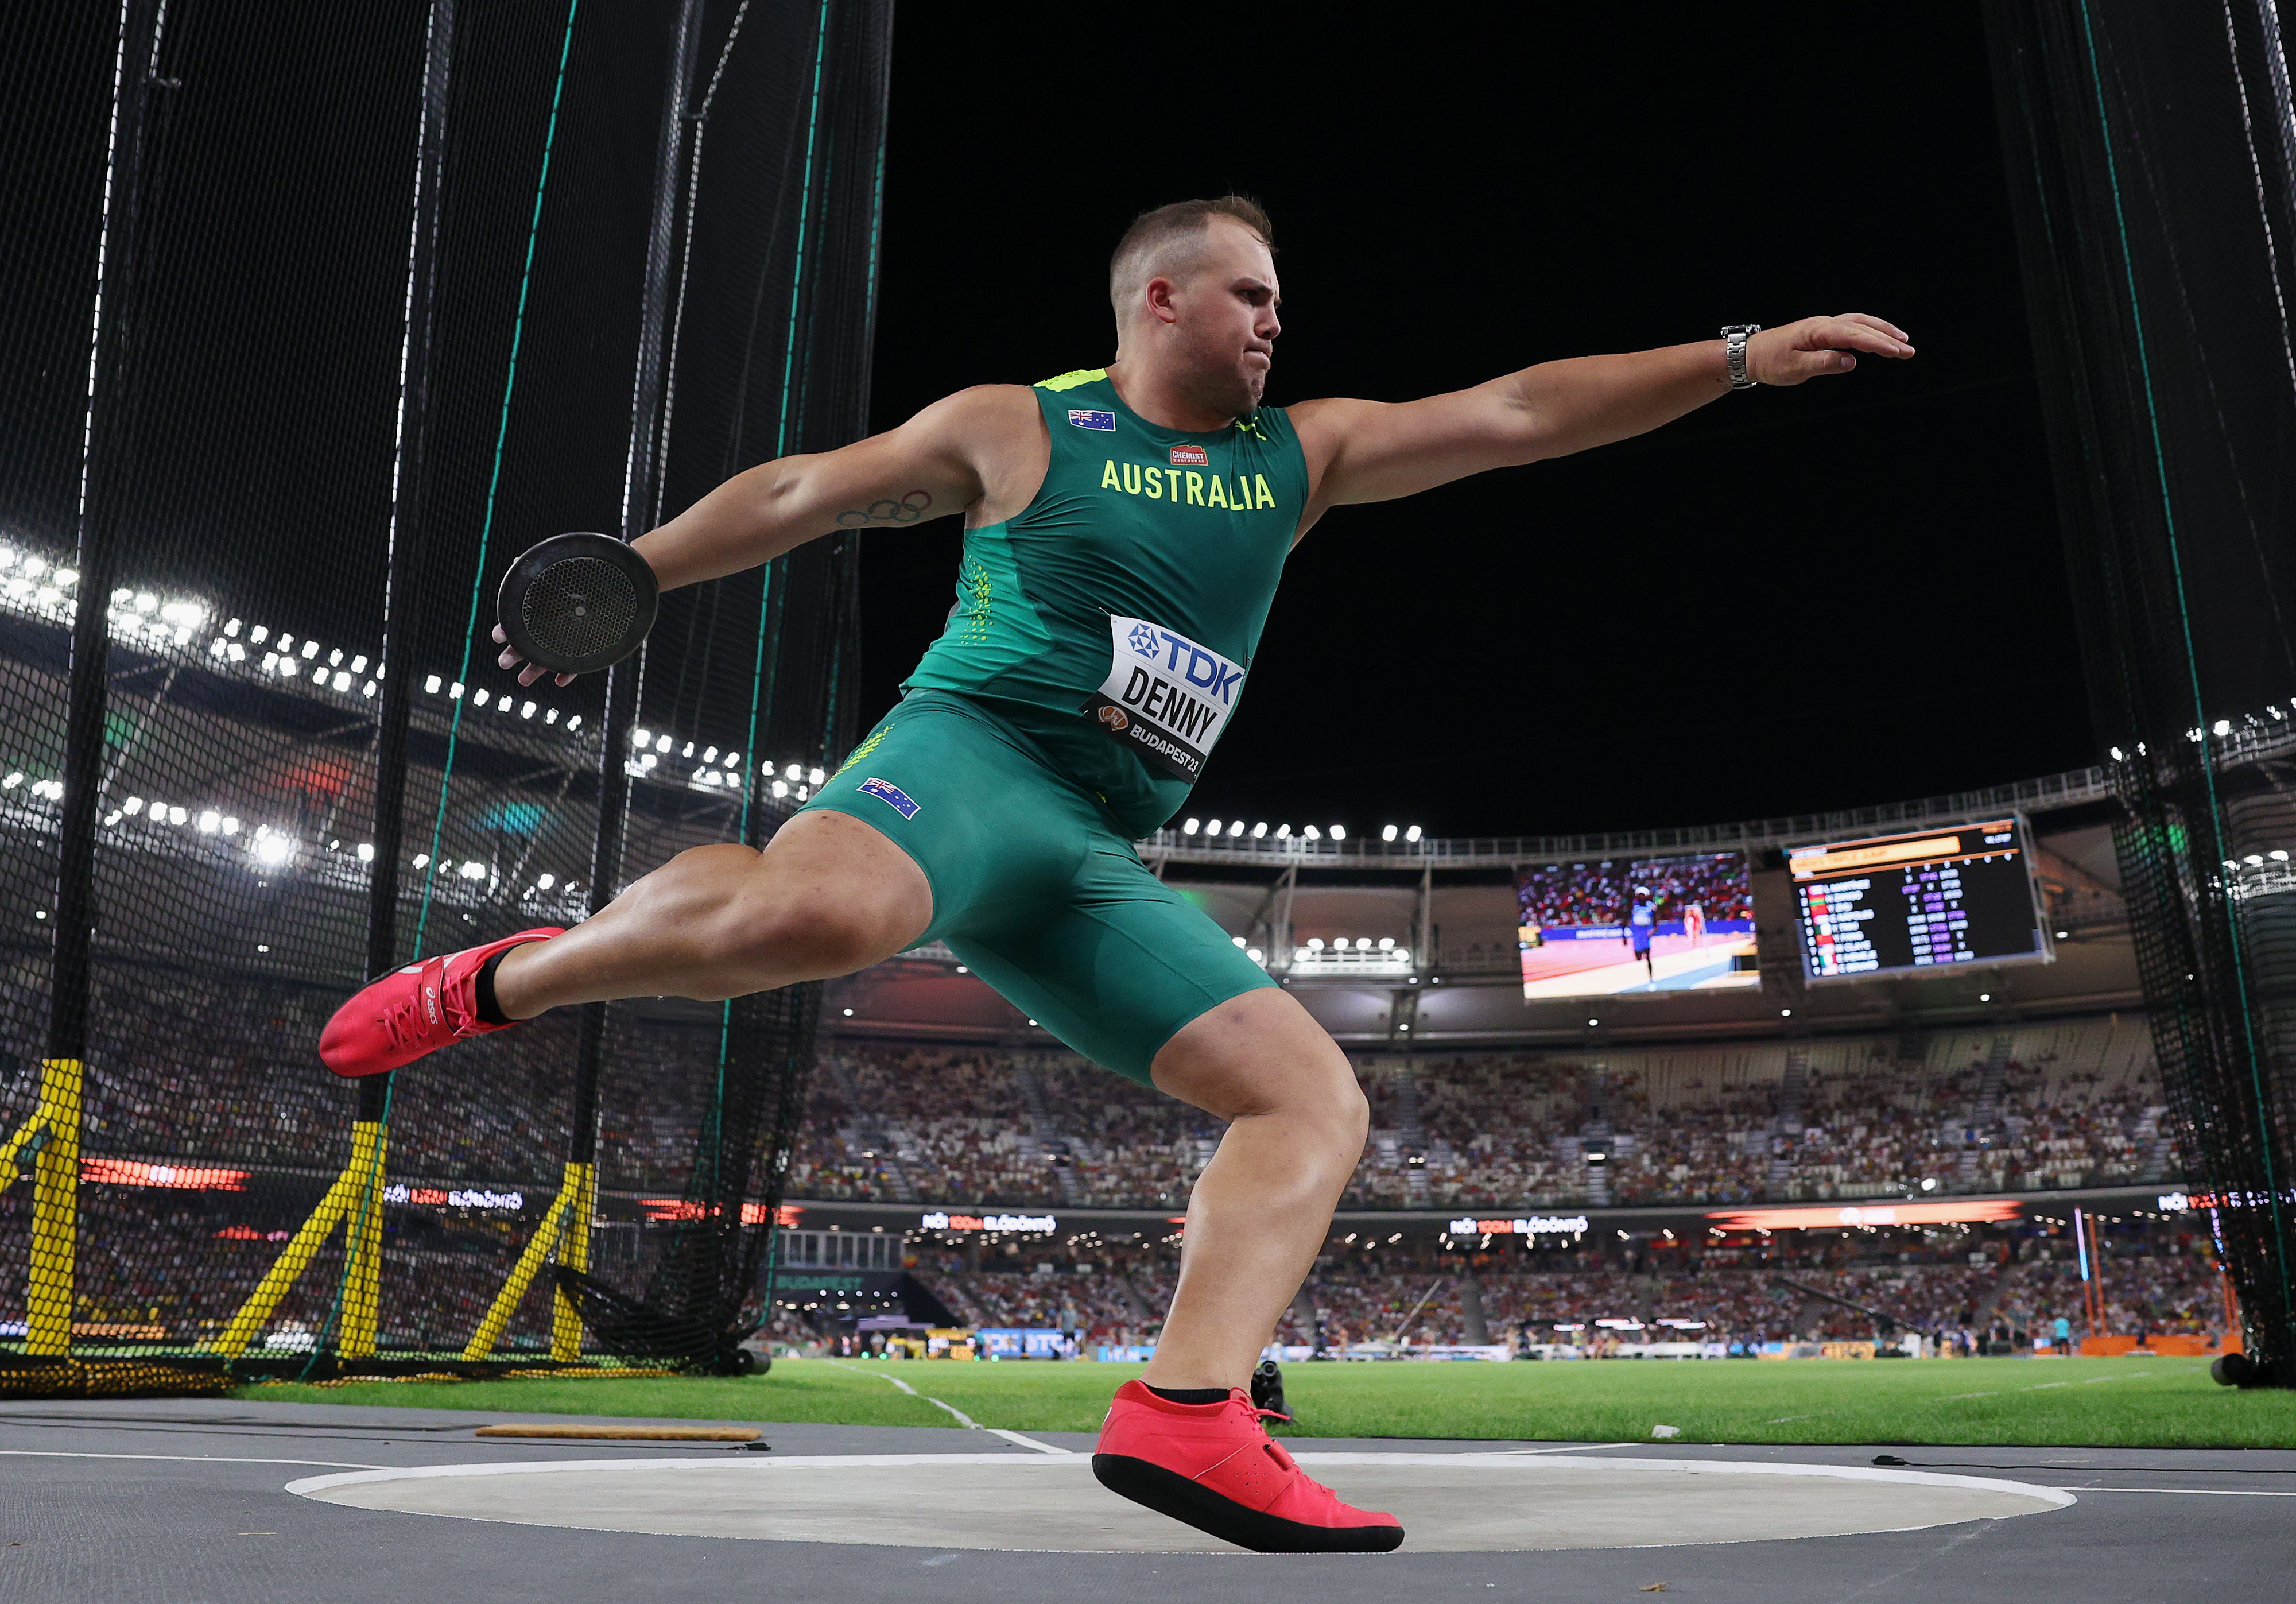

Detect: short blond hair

[1108,196,1275,316]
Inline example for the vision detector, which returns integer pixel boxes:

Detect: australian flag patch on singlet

[857,776,920,819]
[1067,409,1115,431]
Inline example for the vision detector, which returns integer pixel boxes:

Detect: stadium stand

[800,1025,2175,1212]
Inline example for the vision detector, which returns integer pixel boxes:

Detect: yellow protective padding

[10,1059,84,1357]
[210,1119,387,1361]
[461,1160,595,1364]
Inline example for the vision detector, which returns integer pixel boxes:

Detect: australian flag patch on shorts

[1067,409,1115,431]
[857,776,920,819]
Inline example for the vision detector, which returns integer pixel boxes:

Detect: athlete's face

[1161,219,1281,418]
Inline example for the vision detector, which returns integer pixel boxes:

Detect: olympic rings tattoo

[835,489,933,528]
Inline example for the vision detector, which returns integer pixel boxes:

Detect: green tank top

[902,368,1309,836]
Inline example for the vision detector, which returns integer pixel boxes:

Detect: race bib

[1081,615,1244,782]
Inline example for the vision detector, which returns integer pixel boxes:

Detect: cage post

[552,0,707,1358]
[33,0,171,1360]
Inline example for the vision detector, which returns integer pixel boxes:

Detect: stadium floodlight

[565,715,580,731]
[1979,992,1991,1002]
[1,773,21,790]
[771,780,789,798]
[702,746,718,762]
[1780,1008,1792,1017]
[1274,823,1290,839]
[1228,820,1246,837]
[459,861,488,880]
[355,842,374,862]
[2275,850,2291,861]
[1587,1017,1599,1026]
[472,689,490,707]
[1376,936,1394,949]
[808,767,824,784]
[1203,818,1221,835]
[1306,937,1324,950]
[168,806,187,825]
[253,833,293,866]
[1330,824,1345,840]
[1231,936,1247,948]
[2247,854,2265,866]
[54,568,76,587]
[1182,818,1200,834]
[1303,825,1320,840]
[1247,947,1263,963]
[1921,1177,1937,1191]
[1380,824,1397,842]
[519,700,535,719]
[654,735,672,753]
[1405,824,1423,842]
[22,559,46,579]
[197,811,221,834]
[1251,821,1268,838]
[300,640,319,659]
[632,728,651,747]
[534,873,554,890]
[786,763,802,780]
[448,681,463,698]
[2214,719,2232,735]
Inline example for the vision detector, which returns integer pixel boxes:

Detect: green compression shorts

[798,689,1275,1086]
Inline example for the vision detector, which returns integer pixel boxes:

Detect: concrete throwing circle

[288,1451,2073,1553]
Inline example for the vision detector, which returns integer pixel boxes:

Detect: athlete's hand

[1747,315,1914,386]
[493,623,576,688]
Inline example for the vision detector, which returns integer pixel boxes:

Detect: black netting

[1986,1,2296,1378]
[0,0,889,1394]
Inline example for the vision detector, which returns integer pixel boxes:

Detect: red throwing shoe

[318,928,562,1078]
[1093,1379,1404,1553]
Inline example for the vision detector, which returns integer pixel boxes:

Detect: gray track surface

[0,1397,2286,1602]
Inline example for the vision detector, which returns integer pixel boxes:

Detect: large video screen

[1786,818,2051,981]
[1517,852,1758,998]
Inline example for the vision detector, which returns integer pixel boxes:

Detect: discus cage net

[0,0,891,1394]
[1987,1,2296,1381]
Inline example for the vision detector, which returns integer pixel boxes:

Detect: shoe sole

[1092,1453,1403,1553]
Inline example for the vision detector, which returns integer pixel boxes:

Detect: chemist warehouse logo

[1099,458,1277,512]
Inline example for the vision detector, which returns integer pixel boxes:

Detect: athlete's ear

[1142,274,1183,327]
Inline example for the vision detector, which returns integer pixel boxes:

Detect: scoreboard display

[1786,819,2052,982]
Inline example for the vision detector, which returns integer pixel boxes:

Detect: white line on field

[0,1449,385,1469]
[1505,1442,1640,1455]
[1940,1392,2000,1400]
[1766,1415,1818,1424]
[2054,1486,2296,1498]
[822,1361,1072,1454]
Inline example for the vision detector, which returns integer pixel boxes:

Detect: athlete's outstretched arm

[1288,315,1913,530]
[497,383,1040,684]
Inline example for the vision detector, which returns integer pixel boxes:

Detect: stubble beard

[1178,351,1265,423]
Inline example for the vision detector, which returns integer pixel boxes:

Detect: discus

[496,532,658,676]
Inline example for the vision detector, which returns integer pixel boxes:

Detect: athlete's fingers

[1806,319,1913,358]
[1835,311,1911,345]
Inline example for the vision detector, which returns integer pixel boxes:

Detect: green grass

[238,1355,2296,1448]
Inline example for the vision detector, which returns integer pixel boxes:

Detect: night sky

[858,5,2093,839]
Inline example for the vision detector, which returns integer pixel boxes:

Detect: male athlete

[1628,885,1660,983]
[321,196,1911,1551]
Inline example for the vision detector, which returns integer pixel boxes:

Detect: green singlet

[800,370,1309,1084]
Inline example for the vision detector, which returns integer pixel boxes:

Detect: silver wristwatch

[1722,324,1761,388]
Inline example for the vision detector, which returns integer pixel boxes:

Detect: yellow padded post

[551,1161,595,1362]
[336,1121,389,1359]
[26,1058,82,1357]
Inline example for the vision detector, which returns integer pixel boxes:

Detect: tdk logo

[1135,629,1242,704]
[1068,409,1115,431]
